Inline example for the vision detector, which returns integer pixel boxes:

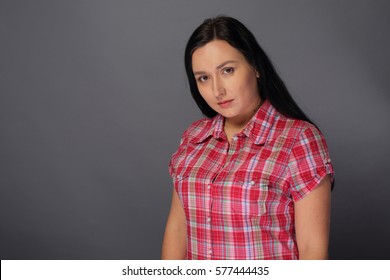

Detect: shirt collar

[192,114,224,144]
[243,99,277,145]
[193,99,277,145]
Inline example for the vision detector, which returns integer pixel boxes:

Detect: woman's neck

[223,98,263,142]
[224,98,263,135]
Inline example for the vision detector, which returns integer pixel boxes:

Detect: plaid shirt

[169,99,334,260]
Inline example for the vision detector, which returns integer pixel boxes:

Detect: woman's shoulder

[187,117,213,131]
[279,117,329,156]
[279,115,323,139]
[181,117,214,142]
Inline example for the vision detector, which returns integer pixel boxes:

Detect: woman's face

[192,40,261,126]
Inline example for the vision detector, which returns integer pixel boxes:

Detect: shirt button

[250,180,256,186]
[207,185,211,189]
[233,136,238,141]
[207,217,211,223]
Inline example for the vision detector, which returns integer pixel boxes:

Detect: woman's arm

[161,188,187,259]
[294,175,332,260]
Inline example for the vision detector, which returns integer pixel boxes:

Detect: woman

[162,16,334,260]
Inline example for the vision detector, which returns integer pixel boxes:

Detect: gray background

[1,0,389,260]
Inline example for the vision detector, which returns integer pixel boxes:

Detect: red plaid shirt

[169,99,334,260]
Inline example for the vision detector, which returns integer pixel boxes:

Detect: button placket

[206,180,213,260]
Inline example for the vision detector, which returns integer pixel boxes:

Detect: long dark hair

[184,16,314,125]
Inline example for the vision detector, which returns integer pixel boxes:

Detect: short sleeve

[168,129,188,179]
[287,124,334,201]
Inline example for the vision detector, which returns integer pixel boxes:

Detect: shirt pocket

[231,173,268,217]
[173,173,190,182]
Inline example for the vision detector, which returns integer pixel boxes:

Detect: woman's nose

[212,76,225,98]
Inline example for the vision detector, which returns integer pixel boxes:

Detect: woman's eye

[222,67,234,74]
[197,75,208,82]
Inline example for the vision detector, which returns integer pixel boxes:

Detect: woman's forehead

[192,40,246,71]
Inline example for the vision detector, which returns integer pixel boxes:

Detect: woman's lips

[218,99,234,108]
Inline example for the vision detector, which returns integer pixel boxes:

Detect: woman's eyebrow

[193,70,206,76]
[216,60,238,70]
[193,60,238,75]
